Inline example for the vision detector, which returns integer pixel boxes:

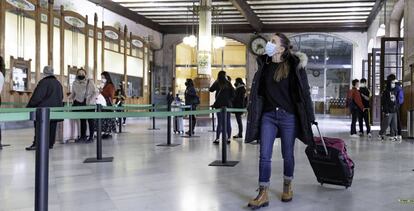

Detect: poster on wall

[12,67,28,92]
[127,76,143,97]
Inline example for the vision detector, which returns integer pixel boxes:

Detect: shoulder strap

[83,79,90,100]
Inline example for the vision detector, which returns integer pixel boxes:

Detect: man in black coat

[26,66,63,151]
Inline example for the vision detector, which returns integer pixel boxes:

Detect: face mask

[360,83,365,88]
[265,41,277,57]
[234,83,238,87]
[391,83,395,89]
[101,79,107,84]
[77,75,85,80]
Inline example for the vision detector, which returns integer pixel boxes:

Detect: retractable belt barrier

[0,104,247,211]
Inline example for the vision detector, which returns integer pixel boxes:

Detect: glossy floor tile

[0,116,413,211]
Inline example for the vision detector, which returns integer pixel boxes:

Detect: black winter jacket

[209,81,235,109]
[27,75,63,108]
[381,89,398,114]
[245,53,315,145]
[233,84,247,108]
[185,86,198,106]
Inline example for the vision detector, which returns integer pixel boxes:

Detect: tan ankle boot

[248,186,269,209]
[281,179,293,202]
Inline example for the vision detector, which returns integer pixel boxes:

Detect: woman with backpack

[245,33,315,208]
[232,78,246,139]
[210,71,235,144]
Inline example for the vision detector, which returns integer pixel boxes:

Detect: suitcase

[173,116,184,134]
[305,125,355,188]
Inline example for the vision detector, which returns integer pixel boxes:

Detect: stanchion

[209,107,239,167]
[84,104,113,163]
[0,128,11,149]
[157,103,180,147]
[118,116,122,134]
[148,104,160,130]
[34,108,50,211]
[182,105,199,138]
[208,112,216,132]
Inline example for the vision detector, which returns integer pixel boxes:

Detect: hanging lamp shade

[376,24,386,37]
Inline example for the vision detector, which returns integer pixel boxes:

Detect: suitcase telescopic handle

[313,123,328,156]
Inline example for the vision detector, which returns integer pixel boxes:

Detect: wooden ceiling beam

[162,23,368,34]
[88,0,161,32]
[366,0,386,27]
[229,0,263,32]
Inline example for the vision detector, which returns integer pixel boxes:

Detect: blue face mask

[265,41,277,57]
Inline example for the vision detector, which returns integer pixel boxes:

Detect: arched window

[290,34,353,115]
[400,17,404,38]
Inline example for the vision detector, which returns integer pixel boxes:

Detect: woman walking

[209,71,235,144]
[246,33,315,208]
[70,68,97,142]
[232,78,246,139]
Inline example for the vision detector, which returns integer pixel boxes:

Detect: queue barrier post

[84,104,113,163]
[157,102,180,147]
[118,106,123,134]
[208,111,216,132]
[148,104,160,130]
[34,108,50,211]
[209,107,239,167]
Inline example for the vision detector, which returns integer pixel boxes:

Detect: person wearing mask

[245,33,315,208]
[115,82,126,125]
[26,66,63,150]
[359,78,372,138]
[184,79,199,135]
[0,56,5,149]
[388,74,404,140]
[232,78,246,139]
[69,68,96,142]
[378,76,399,141]
[99,72,116,139]
[210,71,235,144]
[346,79,364,138]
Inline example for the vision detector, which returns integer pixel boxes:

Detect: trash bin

[407,110,414,138]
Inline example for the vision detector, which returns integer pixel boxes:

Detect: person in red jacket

[347,79,364,138]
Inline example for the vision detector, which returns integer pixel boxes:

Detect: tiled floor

[0,116,414,211]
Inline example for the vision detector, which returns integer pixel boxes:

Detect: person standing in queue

[359,78,372,138]
[209,71,235,144]
[26,66,63,150]
[70,68,97,142]
[184,79,199,135]
[387,74,404,140]
[245,33,315,208]
[378,75,399,141]
[346,79,365,138]
[99,72,116,139]
[115,82,127,125]
[232,78,246,139]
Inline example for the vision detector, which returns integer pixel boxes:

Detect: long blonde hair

[273,33,293,82]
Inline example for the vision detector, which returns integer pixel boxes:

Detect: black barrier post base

[84,157,114,163]
[209,160,239,167]
[84,104,113,163]
[157,102,180,147]
[0,144,11,149]
[209,107,238,167]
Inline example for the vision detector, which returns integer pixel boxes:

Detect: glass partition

[291,33,353,115]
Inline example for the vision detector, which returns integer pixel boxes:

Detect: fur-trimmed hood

[294,52,308,68]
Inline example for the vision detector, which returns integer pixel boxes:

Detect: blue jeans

[259,109,296,187]
[216,112,231,140]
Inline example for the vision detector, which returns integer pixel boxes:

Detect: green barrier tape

[0,112,31,122]
[0,102,27,106]
[123,104,153,108]
[0,106,96,113]
[227,108,247,113]
[50,109,220,120]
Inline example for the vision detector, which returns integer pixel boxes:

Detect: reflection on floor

[0,116,413,211]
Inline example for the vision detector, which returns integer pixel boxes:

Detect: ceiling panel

[106,0,381,33]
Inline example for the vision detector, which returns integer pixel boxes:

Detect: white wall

[54,0,162,48]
